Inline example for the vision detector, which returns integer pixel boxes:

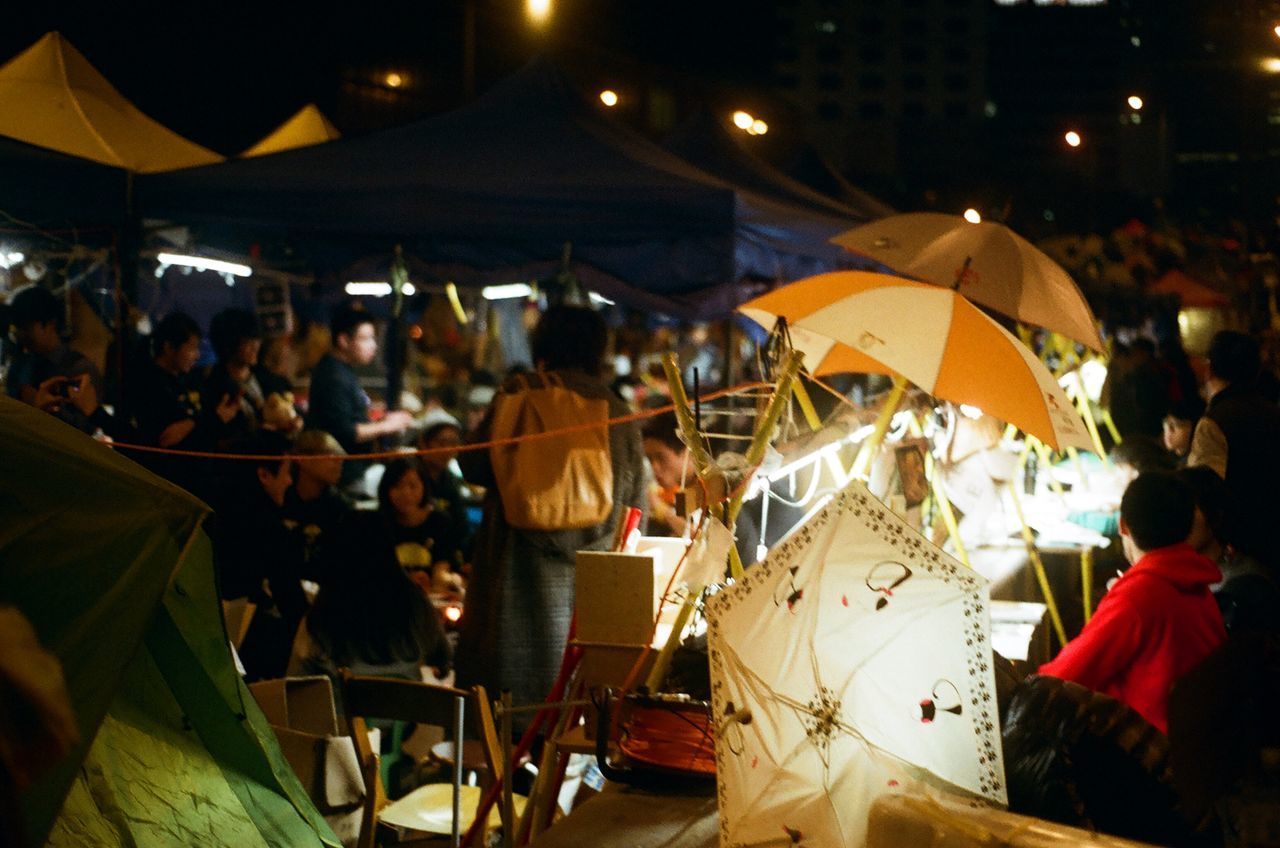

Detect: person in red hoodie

[1039,471,1226,733]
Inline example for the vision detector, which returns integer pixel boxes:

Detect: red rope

[106,381,771,462]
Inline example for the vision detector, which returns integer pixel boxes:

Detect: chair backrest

[341,672,468,727]
[340,670,470,848]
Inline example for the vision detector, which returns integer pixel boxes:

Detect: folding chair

[340,670,469,848]
[339,672,511,848]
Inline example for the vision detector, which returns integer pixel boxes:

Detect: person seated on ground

[379,457,462,597]
[416,408,475,564]
[307,303,413,491]
[1039,471,1227,733]
[202,308,266,446]
[214,430,306,682]
[1178,465,1280,637]
[4,285,124,438]
[283,430,355,587]
[292,520,451,683]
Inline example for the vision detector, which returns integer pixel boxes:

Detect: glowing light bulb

[526,0,552,25]
[733,110,753,130]
[963,208,982,224]
[1127,95,1143,110]
[599,89,618,107]
[1064,130,1082,147]
[385,72,404,88]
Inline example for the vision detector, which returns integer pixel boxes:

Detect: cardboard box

[249,676,367,847]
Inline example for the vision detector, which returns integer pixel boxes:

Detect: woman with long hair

[295,516,451,681]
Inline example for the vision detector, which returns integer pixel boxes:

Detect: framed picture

[894,440,930,509]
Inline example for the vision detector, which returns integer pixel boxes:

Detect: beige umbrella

[833,213,1104,351]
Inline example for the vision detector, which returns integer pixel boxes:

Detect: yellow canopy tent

[242,104,340,158]
[0,32,222,173]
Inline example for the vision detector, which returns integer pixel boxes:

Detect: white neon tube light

[157,253,251,277]
[344,281,416,297]
[481,283,534,300]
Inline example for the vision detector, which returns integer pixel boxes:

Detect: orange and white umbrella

[739,271,1093,451]
[832,213,1104,351]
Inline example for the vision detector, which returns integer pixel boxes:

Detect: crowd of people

[6,275,1280,832]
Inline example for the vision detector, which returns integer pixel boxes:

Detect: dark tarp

[138,60,866,318]
[0,134,127,228]
[662,109,891,221]
[781,143,897,222]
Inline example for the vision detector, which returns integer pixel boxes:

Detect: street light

[1064,130,1082,148]
[732,110,754,130]
[1127,95,1143,110]
[526,0,551,26]
[963,208,982,224]
[385,72,404,89]
[751,119,769,135]
[599,89,619,107]
[1273,23,1280,39]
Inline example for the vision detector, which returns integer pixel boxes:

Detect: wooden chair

[339,671,506,848]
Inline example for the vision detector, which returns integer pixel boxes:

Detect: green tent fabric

[0,396,338,847]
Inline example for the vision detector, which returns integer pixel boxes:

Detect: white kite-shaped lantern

[707,480,1007,848]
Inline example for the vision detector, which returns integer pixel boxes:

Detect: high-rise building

[771,0,990,186]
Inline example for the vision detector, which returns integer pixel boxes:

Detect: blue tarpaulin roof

[0,134,127,228]
[138,60,870,318]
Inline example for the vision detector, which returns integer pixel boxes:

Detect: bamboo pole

[851,375,909,480]
[1006,482,1068,647]
[724,351,805,532]
[645,351,802,693]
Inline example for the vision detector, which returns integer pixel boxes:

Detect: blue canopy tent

[0,134,128,229]
[138,60,868,319]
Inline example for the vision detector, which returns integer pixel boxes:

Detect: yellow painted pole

[1101,408,1122,445]
[791,378,823,432]
[1007,481,1068,647]
[1030,438,1066,500]
[932,472,969,567]
[852,375,909,480]
[1081,546,1095,624]
[1069,372,1109,464]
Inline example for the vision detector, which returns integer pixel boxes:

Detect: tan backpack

[488,372,614,530]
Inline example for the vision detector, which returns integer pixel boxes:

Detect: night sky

[3,2,780,154]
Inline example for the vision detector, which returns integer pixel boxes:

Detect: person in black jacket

[1187,330,1280,575]
[214,430,304,681]
[306,304,412,490]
